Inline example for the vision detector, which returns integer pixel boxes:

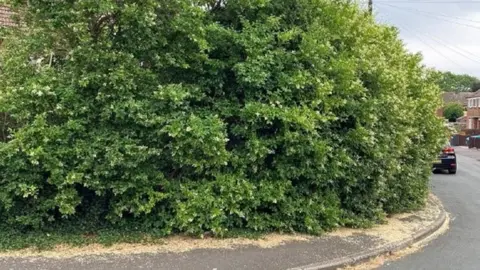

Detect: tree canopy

[472,81,480,92]
[0,0,443,235]
[435,71,480,92]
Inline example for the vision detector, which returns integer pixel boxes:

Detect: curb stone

[288,196,448,270]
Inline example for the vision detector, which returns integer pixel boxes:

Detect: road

[382,148,480,270]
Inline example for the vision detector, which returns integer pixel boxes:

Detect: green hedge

[0,0,443,235]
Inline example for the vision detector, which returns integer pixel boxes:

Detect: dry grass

[341,206,450,270]
[0,194,445,260]
[0,234,312,258]
[330,194,441,244]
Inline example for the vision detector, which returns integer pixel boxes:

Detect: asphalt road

[382,148,480,270]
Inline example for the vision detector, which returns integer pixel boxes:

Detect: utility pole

[368,0,373,15]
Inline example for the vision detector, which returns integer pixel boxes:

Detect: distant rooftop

[442,92,474,106]
[467,90,480,99]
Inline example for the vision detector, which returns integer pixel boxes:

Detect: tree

[0,0,443,234]
[472,81,480,92]
[435,71,480,92]
[443,103,464,122]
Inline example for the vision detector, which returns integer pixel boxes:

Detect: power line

[376,3,480,65]
[405,24,480,65]
[376,3,480,24]
[375,5,475,73]
[420,32,480,64]
[386,16,470,72]
[377,2,480,31]
[377,4,480,24]
[378,5,480,61]
[406,28,466,71]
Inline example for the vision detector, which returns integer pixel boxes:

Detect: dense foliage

[443,103,464,122]
[0,113,13,142]
[0,0,443,236]
[472,81,480,92]
[434,71,480,92]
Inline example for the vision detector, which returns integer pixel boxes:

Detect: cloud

[372,1,480,78]
[405,40,480,76]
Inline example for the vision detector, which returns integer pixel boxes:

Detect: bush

[443,103,464,122]
[0,0,443,235]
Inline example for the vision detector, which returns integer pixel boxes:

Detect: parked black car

[433,143,457,174]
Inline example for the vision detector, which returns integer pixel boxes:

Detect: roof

[467,90,480,99]
[442,92,473,106]
[457,116,468,122]
[0,6,15,27]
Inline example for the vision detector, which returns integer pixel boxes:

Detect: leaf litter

[0,195,445,260]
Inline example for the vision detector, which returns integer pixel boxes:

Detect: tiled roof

[468,89,480,98]
[0,6,15,27]
[442,92,473,106]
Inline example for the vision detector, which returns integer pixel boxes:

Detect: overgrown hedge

[0,0,443,236]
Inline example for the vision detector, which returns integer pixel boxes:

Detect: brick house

[466,90,480,129]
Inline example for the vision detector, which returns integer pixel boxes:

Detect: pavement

[1,152,470,270]
[381,147,480,270]
[0,197,446,269]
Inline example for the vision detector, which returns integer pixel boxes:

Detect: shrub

[0,0,443,235]
[443,103,464,122]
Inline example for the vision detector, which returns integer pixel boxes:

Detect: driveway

[382,148,480,269]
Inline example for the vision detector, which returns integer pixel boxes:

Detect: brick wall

[467,118,480,129]
[467,108,480,117]
[467,108,480,129]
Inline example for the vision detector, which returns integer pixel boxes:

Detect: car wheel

[449,169,457,175]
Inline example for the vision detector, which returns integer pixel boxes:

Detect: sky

[361,0,480,78]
